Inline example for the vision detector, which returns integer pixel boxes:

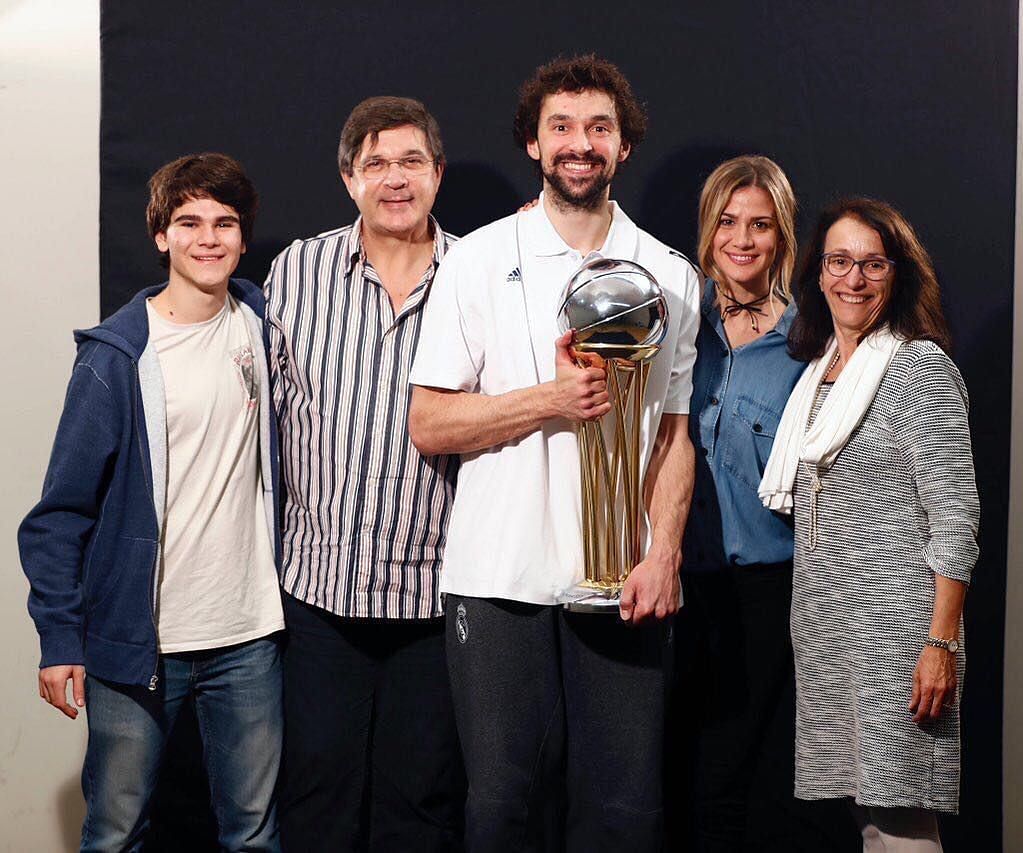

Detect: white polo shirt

[410,196,701,605]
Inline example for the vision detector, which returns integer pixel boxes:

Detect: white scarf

[758,326,903,514]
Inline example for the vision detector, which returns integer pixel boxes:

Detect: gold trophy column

[575,348,656,595]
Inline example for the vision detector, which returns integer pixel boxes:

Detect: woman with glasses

[760,198,979,851]
[679,156,811,850]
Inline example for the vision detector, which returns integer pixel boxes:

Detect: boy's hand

[39,665,86,719]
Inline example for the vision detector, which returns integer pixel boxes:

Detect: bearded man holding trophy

[409,55,701,851]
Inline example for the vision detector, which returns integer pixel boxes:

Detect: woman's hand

[908,646,957,723]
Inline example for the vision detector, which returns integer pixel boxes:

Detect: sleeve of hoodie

[18,345,121,669]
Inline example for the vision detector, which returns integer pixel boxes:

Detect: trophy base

[559,580,624,614]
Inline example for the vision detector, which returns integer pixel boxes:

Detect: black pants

[676,562,794,851]
[446,595,673,853]
[670,562,854,852]
[278,592,465,853]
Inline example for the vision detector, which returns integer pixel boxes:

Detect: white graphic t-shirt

[147,296,283,652]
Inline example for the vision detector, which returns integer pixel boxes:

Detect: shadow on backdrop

[433,161,524,236]
[638,143,747,255]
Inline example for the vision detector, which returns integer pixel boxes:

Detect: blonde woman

[680,155,807,849]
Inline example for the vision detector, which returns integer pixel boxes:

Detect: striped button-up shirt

[264,217,458,618]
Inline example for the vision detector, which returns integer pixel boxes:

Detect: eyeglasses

[821,253,895,281]
[354,155,435,179]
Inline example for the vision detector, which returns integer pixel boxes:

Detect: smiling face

[154,196,245,293]
[820,215,894,342]
[341,124,442,239]
[526,89,630,210]
[711,185,779,296]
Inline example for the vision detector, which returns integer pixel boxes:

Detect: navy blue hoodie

[18,279,281,688]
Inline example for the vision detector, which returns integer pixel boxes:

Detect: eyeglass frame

[820,252,896,281]
[353,155,437,179]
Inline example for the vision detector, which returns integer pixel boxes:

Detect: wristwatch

[924,636,960,653]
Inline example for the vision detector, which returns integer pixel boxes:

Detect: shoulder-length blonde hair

[697,155,797,301]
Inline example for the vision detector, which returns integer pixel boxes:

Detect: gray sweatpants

[445,595,673,853]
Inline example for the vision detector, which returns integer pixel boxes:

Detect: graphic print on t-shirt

[231,344,258,410]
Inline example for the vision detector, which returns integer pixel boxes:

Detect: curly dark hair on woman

[512,54,647,151]
[788,198,952,361]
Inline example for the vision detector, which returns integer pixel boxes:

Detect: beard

[543,152,614,211]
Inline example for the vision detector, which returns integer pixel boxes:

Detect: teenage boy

[409,56,702,850]
[19,153,284,852]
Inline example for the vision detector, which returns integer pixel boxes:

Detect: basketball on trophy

[556,258,668,359]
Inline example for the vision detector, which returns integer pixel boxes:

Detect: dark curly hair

[512,54,647,151]
[788,198,951,361]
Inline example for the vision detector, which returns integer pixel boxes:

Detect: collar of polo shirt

[524,192,640,261]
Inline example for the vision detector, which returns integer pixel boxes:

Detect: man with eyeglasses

[264,96,463,851]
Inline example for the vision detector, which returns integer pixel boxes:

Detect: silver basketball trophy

[557,258,668,612]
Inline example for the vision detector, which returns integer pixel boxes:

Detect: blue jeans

[79,636,283,852]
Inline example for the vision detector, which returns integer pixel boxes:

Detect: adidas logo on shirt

[505,267,522,283]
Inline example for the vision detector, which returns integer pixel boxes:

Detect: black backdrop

[101,2,1017,849]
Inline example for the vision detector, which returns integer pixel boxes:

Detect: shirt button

[753,423,763,433]
[701,447,709,457]
[709,396,719,406]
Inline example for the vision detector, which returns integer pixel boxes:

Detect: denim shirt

[684,278,806,571]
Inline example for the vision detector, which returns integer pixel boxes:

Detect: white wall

[1005,5,1023,851]
[0,1,99,850]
